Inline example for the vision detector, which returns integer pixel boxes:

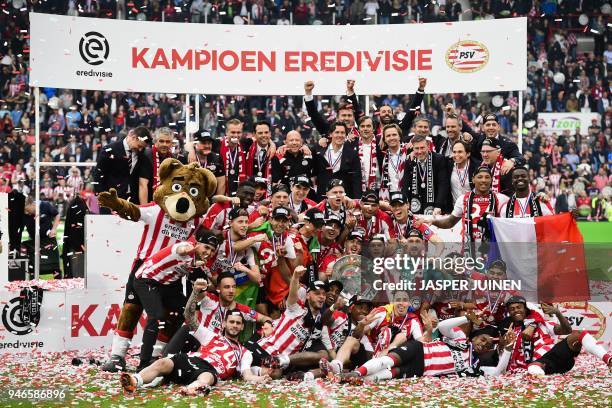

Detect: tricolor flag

[489,213,589,303]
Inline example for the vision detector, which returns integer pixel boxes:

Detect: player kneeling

[120,309,270,396]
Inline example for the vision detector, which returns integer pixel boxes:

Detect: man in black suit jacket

[463,113,526,170]
[480,137,513,196]
[402,135,449,215]
[314,122,362,199]
[93,126,151,210]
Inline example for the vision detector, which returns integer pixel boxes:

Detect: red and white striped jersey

[257,300,319,356]
[203,202,255,231]
[136,203,201,261]
[198,292,260,334]
[135,243,193,284]
[356,209,395,241]
[191,326,252,380]
[507,315,558,371]
[321,310,374,352]
[422,317,470,376]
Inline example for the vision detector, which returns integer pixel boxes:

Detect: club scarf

[411,153,434,206]
[381,144,409,198]
[358,137,379,191]
[463,191,498,242]
[505,193,542,218]
[151,145,170,191]
[490,153,504,194]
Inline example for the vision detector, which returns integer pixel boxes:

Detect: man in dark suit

[401,135,449,215]
[93,126,151,211]
[480,138,513,196]
[314,122,362,199]
[465,113,525,170]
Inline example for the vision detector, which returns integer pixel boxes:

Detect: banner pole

[195,94,200,131]
[518,90,523,153]
[365,95,370,116]
[35,86,40,281]
[185,93,191,145]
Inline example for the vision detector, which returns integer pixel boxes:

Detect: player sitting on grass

[120,309,270,396]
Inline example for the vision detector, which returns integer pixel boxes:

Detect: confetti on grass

[0,351,609,407]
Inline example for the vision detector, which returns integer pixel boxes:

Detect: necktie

[127,153,133,174]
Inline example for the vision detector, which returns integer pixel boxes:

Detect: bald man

[272,130,317,190]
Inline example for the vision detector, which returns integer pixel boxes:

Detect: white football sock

[357,356,395,376]
[330,359,343,374]
[152,340,167,358]
[133,374,144,388]
[303,372,315,381]
[527,364,545,376]
[580,332,607,360]
[278,354,291,369]
[110,334,131,357]
[366,368,393,382]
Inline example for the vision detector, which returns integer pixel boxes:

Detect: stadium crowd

[0,0,611,396]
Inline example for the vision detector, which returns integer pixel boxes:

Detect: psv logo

[445,40,489,73]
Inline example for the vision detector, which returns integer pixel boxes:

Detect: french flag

[489,213,590,303]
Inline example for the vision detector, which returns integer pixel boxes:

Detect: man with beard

[402,135,449,215]
[462,112,525,173]
[245,121,276,181]
[288,175,317,214]
[139,127,186,205]
[322,291,423,376]
[289,295,374,381]
[500,296,573,372]
[421,167,508,244]
[120,310,270,396]
[304,80,360,139]
[164,271,269,356]
[249,206,298,315]
[219,119,249,196]
[292,207,325,285]
[190,130,226,195]
[447,140,481,204]
[272,130,316,189]
[500,167,554,218]
[355,190,394,241]
[378,78,427,140]
[378,124,411,200]
[432,112,473,158]
[203,181,256,233]
[246,266,329,373]
[249,183,292,226]
[480,138,513,196]
[337,311,516,383]
[317,214,346,281]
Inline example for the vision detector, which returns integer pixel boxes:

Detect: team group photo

[0,0,611,406]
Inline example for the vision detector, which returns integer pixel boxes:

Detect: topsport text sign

[29,13,526,95]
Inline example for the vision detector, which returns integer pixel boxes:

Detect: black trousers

[133,278,186,367]
[163,324,202,356]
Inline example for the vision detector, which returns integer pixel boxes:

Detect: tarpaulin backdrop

[29,13,527,95]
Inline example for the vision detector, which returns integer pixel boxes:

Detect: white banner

[537,112,601,136]
[29,13,527,95]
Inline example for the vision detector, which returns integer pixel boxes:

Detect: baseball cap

[349,295,373,307]
[228,207,249,221]
[361,190,379,204]
[389,191,406,205]
[370,234,386,243]
[325,213,344,227]
[303,207,325,228]
[272,206,291,220]
[326,179,344,192]
[252,177,268,187]
[307,280,329,293]
[292,175,311,188]
[505,295,528,309]
[195,229,220,247]
[195,130,214,142]
[271,183,290,196]
[483,113,499,124]
[347,229,364,241]
[481,138,501,150]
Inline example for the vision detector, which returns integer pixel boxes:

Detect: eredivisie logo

[445,40,489,73]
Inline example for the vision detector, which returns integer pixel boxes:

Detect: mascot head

[154,158,216,222]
